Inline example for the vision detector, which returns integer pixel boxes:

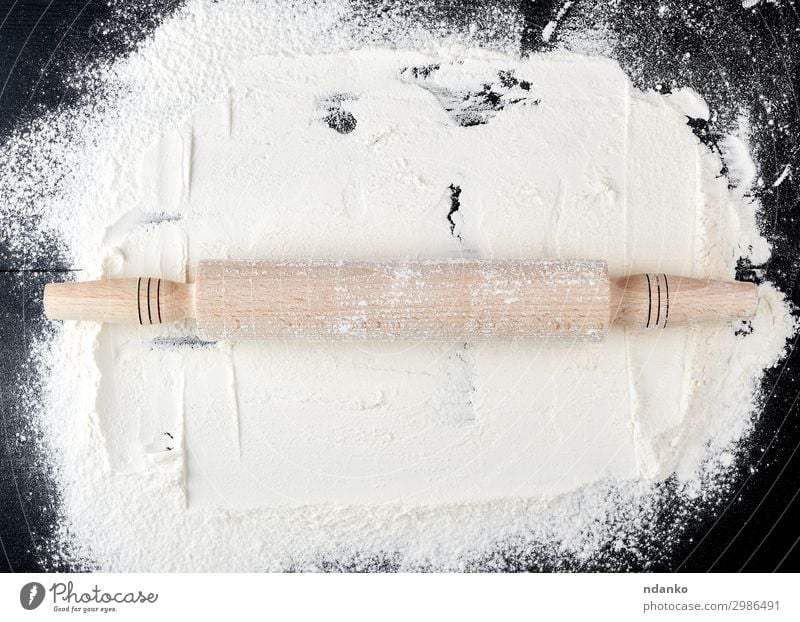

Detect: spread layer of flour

[3,0,794,570]
[96,49,760,509]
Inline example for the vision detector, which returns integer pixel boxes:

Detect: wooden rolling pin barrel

[43,259,757,341]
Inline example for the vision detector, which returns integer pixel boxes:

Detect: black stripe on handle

[655,274,662,327]
[137,277,143,326]
[157,278,162,324]
[147,277,153,325]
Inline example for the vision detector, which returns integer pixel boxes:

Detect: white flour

[2,0,796,570]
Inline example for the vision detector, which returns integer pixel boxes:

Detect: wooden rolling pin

[43,259,757,341]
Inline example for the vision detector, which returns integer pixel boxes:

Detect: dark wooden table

[1,0,798,572]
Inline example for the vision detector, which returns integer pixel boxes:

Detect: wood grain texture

[195,259,610,341]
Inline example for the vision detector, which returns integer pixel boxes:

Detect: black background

[1,0,798,572]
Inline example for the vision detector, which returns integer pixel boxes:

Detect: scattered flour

[1,0,795,570]
[542,1,574,42]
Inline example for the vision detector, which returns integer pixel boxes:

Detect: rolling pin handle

[44,278,195,324]
[610,274,757,329]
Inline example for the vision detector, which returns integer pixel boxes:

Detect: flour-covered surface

[0,0,798,572]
